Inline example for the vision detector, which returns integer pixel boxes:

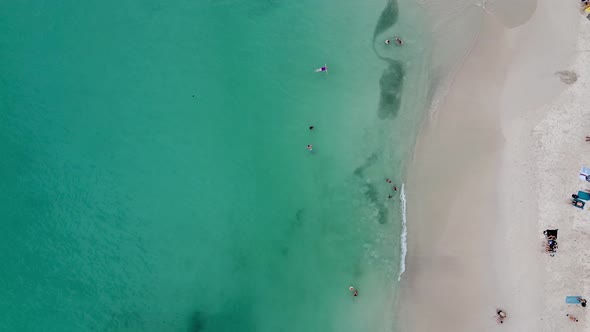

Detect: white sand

[518,19,590,332]
[398,0,588,330]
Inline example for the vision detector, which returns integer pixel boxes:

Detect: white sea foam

[398,183,407,281]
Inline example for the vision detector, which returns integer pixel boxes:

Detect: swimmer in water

[386,178,392,183]
[385,39,391,45]
[307,144,313,151]
[393,186,397,192]
[309,126,314,131]
[315,65,328,73]
[395,37,403,45]
[349,286,358,297]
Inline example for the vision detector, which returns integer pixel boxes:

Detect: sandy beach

[398,0,588,330]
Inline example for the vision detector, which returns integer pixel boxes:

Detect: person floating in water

[307,144,313,151]
[349,286,358,297]
[386,178,392,183]
[309,126,314,131]
[315,65,328,73]
[388,195,392,200]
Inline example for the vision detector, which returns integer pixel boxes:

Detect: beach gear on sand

[579,166,590,182]
[572,198,585,209]
[577,191,590,201]
[544,229,558,238]
[544,230,558,256]
[566,296,583,304]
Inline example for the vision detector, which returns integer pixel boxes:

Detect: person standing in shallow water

[309,126,314,131]
[349,286,358,297]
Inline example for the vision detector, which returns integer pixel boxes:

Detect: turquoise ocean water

[0,1,431,331]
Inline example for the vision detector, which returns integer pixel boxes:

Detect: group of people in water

[313,36,403,75]
[310,36,403,150]
[311,43,406,299]
[385,37,403,46]
[386,178,398,199]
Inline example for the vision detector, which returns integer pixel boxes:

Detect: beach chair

[566,296,582,304]
[577,191,590,201]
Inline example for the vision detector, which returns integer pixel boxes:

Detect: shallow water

[0,1,431,331]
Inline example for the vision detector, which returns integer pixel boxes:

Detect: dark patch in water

[190,311,206,332]
[365,183,388,224]
[365,183,379,204]
[371,0,404,119]
[373,0,399,40]
[103,311,144,331]
[204,304,254,331]
[353,153,379,177]
[233,250,251,274]
[103,311,180,331]
[248,0,281,17]
[288,208,305,232]
[352,154,388,224]
[295,208,304,221]
[280,247,290,257]
[378,60,404,119]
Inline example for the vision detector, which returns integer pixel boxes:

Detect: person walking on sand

[349,286,358,297]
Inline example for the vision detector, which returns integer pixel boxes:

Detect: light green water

[0,0,431,331]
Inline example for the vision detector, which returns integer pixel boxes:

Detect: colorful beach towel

[566,296,582,304]
[578,191,590,201]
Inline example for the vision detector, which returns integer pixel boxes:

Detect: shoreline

[397,0,581,330]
